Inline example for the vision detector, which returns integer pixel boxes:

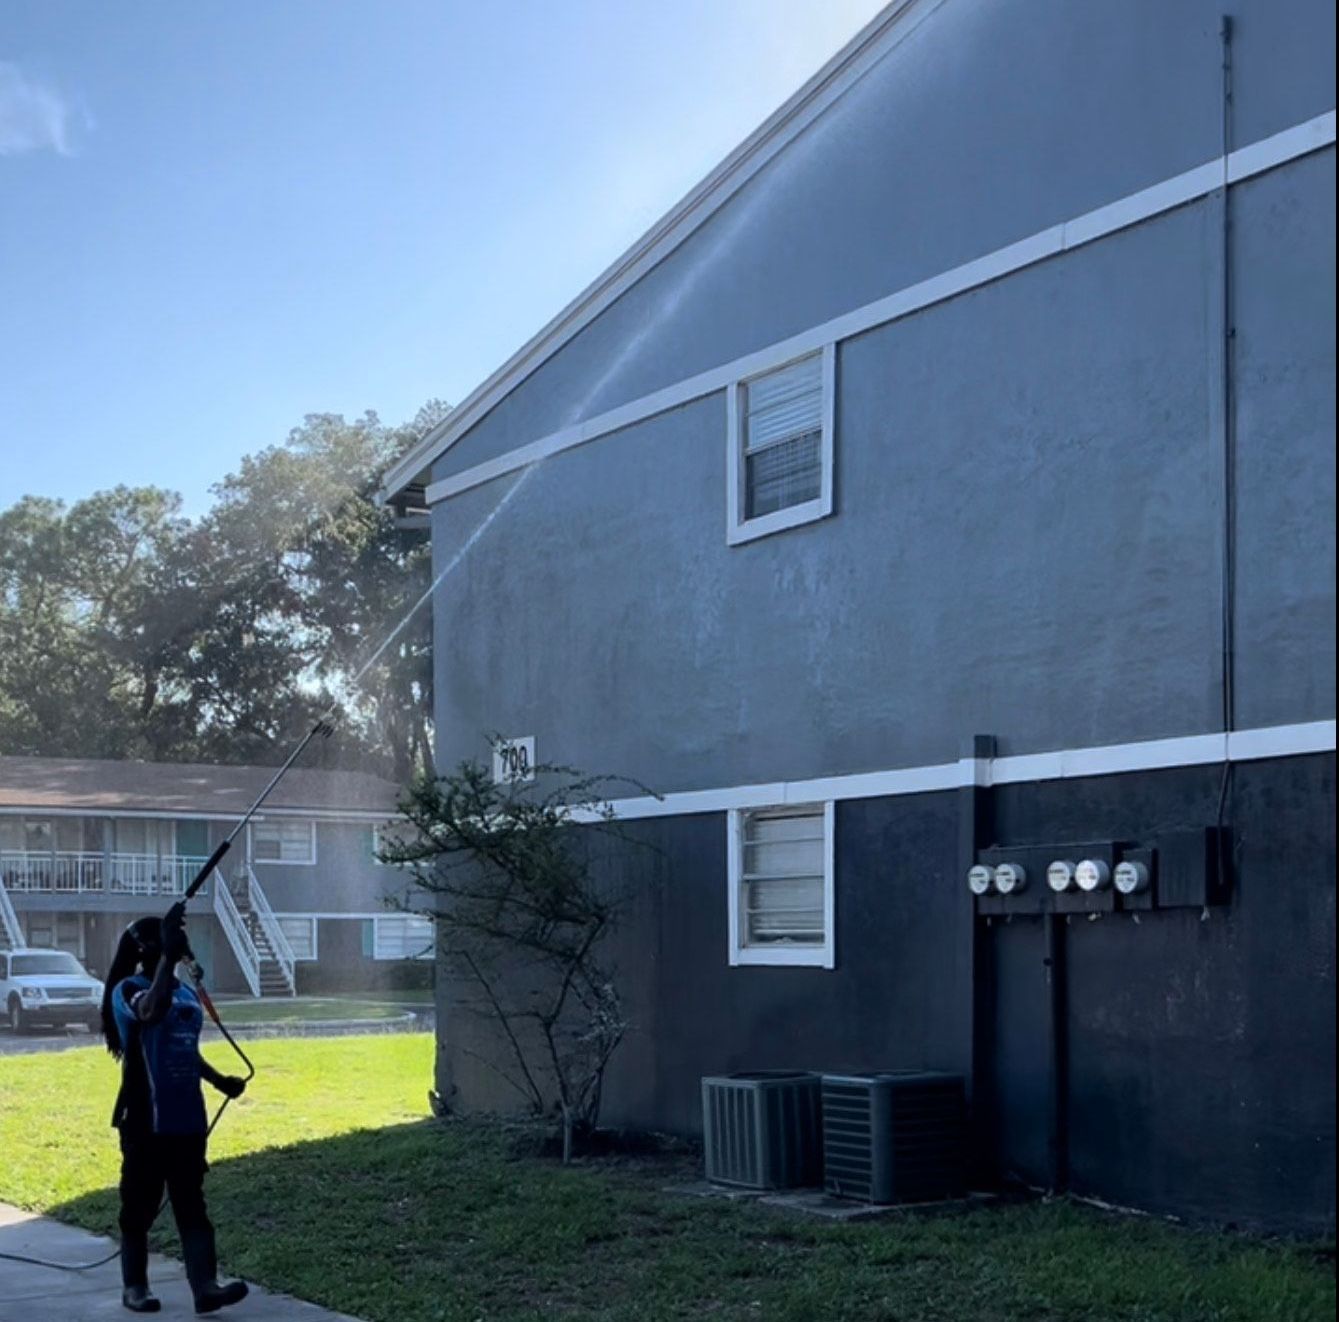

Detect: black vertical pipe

[961,733,996,1187]
[1044,912,1069,1194]
[1213,14,1238,865]
[1218,14,1237,740]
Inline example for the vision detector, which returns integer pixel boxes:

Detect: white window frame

[274,914,319,962]
[727,801,835,969]
[249,818,317,866]
[726,344,836,546]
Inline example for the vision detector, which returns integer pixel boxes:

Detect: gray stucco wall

[433,0,1336,485]
[1230,151,1338,727]
[431,149,1335,791]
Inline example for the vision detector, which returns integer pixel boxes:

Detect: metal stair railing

[212,870,261,997]
[245,865,296,996]
[0,873,22,949]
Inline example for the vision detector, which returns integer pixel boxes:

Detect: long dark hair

[100,918,162,1058]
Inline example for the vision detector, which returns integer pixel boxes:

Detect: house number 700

[493,737,535,784]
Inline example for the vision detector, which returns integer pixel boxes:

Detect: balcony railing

[0,851,211,897]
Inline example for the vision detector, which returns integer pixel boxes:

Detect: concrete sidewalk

[0,1204,365,1322]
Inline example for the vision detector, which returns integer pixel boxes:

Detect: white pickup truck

[0,948,104,1033]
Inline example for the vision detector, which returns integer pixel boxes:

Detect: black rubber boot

[181,1227,249,1314]
[122,1285,163,1314]
[120,1235,161,1313]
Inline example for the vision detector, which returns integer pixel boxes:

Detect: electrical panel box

[973,830,1230,916]
[1155,827,1231,908]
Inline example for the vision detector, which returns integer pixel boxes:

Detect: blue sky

[1,0,884,513]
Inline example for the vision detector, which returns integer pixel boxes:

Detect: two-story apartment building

[383,1,1335,1231]
[0,756,432,996]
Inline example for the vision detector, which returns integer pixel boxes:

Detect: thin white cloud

[0,62,73,157]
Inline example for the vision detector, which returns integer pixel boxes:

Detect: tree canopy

[0,402,446,780]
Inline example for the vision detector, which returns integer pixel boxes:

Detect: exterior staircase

[0,872,21,949]
[233,884,296,997]
[212,866,296,998]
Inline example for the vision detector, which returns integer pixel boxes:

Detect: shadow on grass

[49,1119,1336,1322]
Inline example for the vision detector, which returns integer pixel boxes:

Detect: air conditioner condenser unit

[701,1071,822,1190]
[821,1071,966,1204]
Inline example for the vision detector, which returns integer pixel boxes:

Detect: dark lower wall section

[435,792,970,1133]
[988,753,1336,1233]
[609,793,970,1136]
[435,752,1335,1233]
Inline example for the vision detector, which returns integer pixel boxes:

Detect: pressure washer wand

[181,717,336,903]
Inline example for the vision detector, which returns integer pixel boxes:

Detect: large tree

[0,403,444,777]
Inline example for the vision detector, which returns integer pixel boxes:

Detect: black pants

[118,1129,216,1290]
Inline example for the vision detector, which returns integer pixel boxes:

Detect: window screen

[743,355,824,519]
[740,808,827,947]
[252,819,315,863]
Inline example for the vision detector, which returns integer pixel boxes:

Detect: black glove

[162,902,188,963]
[219,1076,247,1100]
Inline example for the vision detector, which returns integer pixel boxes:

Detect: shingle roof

[0,755,402,816]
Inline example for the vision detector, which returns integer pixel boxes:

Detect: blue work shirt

[112,975,207,1136]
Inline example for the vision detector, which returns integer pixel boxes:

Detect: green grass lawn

[0,1037,1332,1322]
[204,996,420,1026]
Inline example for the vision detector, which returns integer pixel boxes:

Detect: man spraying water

[100,903,249,1315]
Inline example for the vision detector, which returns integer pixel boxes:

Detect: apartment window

[23,819,53,853]
[23,916,53,948]
[727,346,835,544]
[114,818,174,857]
[54,817,104,853]
[728,803,834,968]
[251,819,316,865]
[372,915,434,961]
[276,916,318,961]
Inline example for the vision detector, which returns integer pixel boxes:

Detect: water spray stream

[183,464,538,900]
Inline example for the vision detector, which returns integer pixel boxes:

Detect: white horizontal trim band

[582,720,1336,823]
[426,109,1336,508]
[273,912,435,922]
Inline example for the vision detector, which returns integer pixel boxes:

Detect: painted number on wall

[492,737,536,784]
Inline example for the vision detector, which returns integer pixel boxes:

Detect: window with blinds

[373,915,435,961]
[743,355,823,517]
[251,819,316,864]
[277,915,318,961]
[729,803,834,967]
[728,347,834,544]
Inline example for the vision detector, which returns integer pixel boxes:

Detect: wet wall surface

[431,153,1335,794]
